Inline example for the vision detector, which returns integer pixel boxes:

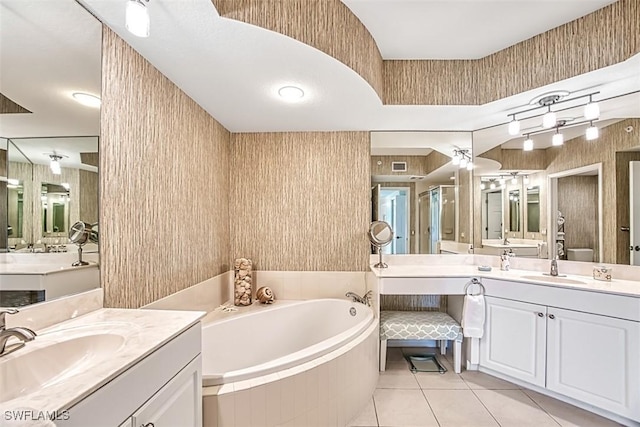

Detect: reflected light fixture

[451,152,460,165]
[480,182,486,190]
[508,115,520,136]
[499,176,505,185]
[49,154,62,175]
[586,122,599,140]
[542,106,557,128]
[489,180,496,190]
[523,135,533,151]
[72,92,101,108]
[511,173,518,185]
[466,160,473,171]
[278,86,305,102]
[459,156,468,168]
[584,95,600,120]
[523,175,530,185]
[126,0,150,38]
[452,149,472,169]
[552,129,564,146]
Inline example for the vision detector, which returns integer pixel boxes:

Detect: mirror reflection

[0,0,101,307]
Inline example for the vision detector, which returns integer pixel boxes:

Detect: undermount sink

[0,333,125,403]
[520,275,587,285]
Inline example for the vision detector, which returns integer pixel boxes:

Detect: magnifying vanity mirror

[368,221,394,268]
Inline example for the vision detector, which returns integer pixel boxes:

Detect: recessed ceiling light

[278,86,305,102]
[72,92,101,108]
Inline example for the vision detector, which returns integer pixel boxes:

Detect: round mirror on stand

[69,221,97,266]
[368,221,394,268]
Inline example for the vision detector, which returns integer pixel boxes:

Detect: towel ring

[464,278,485,296]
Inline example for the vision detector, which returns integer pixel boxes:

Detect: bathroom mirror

[368,221,394,247]
[508,189,521,233]
[370,131,474,255]
[0,0,102,306]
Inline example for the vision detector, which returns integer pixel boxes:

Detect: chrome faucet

[0,308,36,356]
[550,258,559,277]
[346,290,372,306]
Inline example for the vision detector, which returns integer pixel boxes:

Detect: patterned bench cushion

[380,311,461,341]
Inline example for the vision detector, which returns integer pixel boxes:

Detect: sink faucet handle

[0,308,19,329]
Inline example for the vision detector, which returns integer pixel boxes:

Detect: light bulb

[523,137,534,151]
[278,86,305,101]
[490,182,496,190]
[523,175,530,184]
[584,101,599,120]
[460,157,468,168]
[499,177,505,185]
[126,0,150,38]
[508,118,520,136]
[480,182,486,190]
[50,158,61,175]
[451,152,460,165]
[543,110,556,128]
[552,132,564,146]
[512,176,518,185]
[586,125,599,140]
[466,160,473,171]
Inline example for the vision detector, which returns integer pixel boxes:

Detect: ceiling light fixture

[278,86,305,102]
[452,149,472,170]
[49,154,62,175]
[586,121,599,140]
[552,129,564,146]
[584,95,600,120]
[508,115,520,136]
[523,135,533,151]
[542,106,557,128]
[72,92,101,108]
[126,0,150,38]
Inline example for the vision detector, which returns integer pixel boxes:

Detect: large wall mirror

[472,73,640,265]
[0,1,101,306]
[370,131,473,255]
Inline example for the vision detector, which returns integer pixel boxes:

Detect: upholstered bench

[380,310,462,373]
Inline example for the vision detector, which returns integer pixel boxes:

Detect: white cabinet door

[547,308,640,421]
[480,296,547,387]
[132,355,202,427]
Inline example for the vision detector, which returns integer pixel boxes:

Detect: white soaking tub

[201,298,379,426]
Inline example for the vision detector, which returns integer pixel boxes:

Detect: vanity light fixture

[523,135,534,151]
[278,86,305,102]
[508,114,520,136]
[584,95,600,120]
[552,129,564,146]
[452,149,472,170]
[49,154,62,175]
[542,106,557,129]
[72,92,101,108]
[126,0,150,38]
[586,121,599,140]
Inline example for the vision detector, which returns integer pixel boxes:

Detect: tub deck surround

[0,308,205,415]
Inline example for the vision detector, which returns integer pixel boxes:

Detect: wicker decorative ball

[256,286,275,304]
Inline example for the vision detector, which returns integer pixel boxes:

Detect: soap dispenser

[500,250,510,271]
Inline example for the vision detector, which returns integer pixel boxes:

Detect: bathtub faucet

[346,290,372,307]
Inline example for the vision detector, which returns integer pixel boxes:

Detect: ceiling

[2,0,638,177]
[8,136,98,172]
[341,0,616,60]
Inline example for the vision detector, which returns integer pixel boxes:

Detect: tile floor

[348,347,622,427]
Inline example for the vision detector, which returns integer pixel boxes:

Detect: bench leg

[380,339,387,371]
[439,340,447,355]
[453,339,462,374]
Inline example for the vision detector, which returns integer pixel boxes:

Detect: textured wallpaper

[230,132,370,271]
[100,28,231,308]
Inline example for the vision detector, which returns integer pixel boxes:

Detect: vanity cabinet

[480,290,640,423]
[480,296,546,387]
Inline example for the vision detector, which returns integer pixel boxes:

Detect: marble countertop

[0,262,99,275]
[0,308,205,414]
[370,264,640,298]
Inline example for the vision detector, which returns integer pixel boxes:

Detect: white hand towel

[462,294,485,338]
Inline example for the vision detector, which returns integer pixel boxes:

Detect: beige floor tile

[414,358,468,390]
[377,371,420,389]
[422,389,499,427]
[347,398,378,427]
[474,389,561,427]
[384,359,413,372]
[461,370,520,390]
[374,389,439,427]
[522,389,623,427]
[386,348,405,362]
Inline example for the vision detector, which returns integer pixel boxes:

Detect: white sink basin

[0,333,125,402]
[520,275,587,285]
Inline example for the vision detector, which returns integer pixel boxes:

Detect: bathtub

[201,298,379,426]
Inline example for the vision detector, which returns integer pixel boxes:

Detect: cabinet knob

[536,312,544,317]
[548,314,555,319]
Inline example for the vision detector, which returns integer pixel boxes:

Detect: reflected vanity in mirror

[0,1,101,307]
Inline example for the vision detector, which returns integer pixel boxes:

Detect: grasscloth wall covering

[79,170,98,224]
[213,0,383,99]
[230,132,370,271]
[101,27,231,308]
[385,0,639,105]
